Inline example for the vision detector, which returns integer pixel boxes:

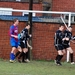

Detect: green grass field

[0,59,75,75]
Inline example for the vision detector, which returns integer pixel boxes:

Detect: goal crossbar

[0,9,72,14]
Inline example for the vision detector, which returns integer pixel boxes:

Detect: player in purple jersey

[9,18,19,63]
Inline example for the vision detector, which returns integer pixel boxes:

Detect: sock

[10,53,13,60]
[57,55,63,62]
[22,52,26,62]
[13,54,15,60]
[70,53,73,62]
[60,55,63,61]
[26,51,29,59]
[10,53,15,60]
[18,52,23,59]
[55,55,59,60]
[15,51,21,57]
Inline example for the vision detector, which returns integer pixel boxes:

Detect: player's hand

[11,35,18,38]
[14,36,18,38]
[65,38,69,41]
[30,46,32,50]
[62,38,66,41]
[73,36,75,40]
[29,34,32,37]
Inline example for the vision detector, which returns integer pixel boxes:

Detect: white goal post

[0,8,75,62]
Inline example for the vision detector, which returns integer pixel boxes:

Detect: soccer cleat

[54,60,57,64]
[71,62,75,65]
[57,62,62,66]
[56,61,62,66]
[9,60,14,63]
[22,61,27,63]
[25,59,30,63]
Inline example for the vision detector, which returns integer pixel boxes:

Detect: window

[64,14,75,22]
[16,0,21,2]
[0,8,12,15]
[22,12,36,17]
[42,0,52,16]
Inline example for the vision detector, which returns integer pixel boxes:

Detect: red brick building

[0,0,75,61]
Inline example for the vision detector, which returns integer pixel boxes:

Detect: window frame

[0,7,13,15]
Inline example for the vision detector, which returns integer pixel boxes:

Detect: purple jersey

[9,25,18,42]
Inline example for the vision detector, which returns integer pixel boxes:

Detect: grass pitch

[0,59,75,75]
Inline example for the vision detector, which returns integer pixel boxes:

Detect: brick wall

[0,2,42,16]
[0,2,42,10]
[0,20,75,61]
[51,0,75,61]
[0,1,42,60]
[0,20,25,59]
[0,1,75,61]
[32,23,75,61]
[52,0,75,12]
[32,23,58,60]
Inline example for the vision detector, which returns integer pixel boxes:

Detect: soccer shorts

[19,41,27,48]
[10,38,18,48]
[63,44,70,49]
[55,44,64,51]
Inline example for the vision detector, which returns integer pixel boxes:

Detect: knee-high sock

[18,52,23,59]
[70,53,73,62]
[10,53,15,60]
[60,55,63,61]
[15,51,21,57]
[22,52,26,62]
[57,55,63,62]
[55,55,59,60]
[26,51,29,59]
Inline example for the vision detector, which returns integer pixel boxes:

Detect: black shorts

[55,44,64,51]
[19,41,27,48]
[63,44,70,49]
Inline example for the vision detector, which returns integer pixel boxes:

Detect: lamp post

[28,0,33,33]
[28,0,33,60]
